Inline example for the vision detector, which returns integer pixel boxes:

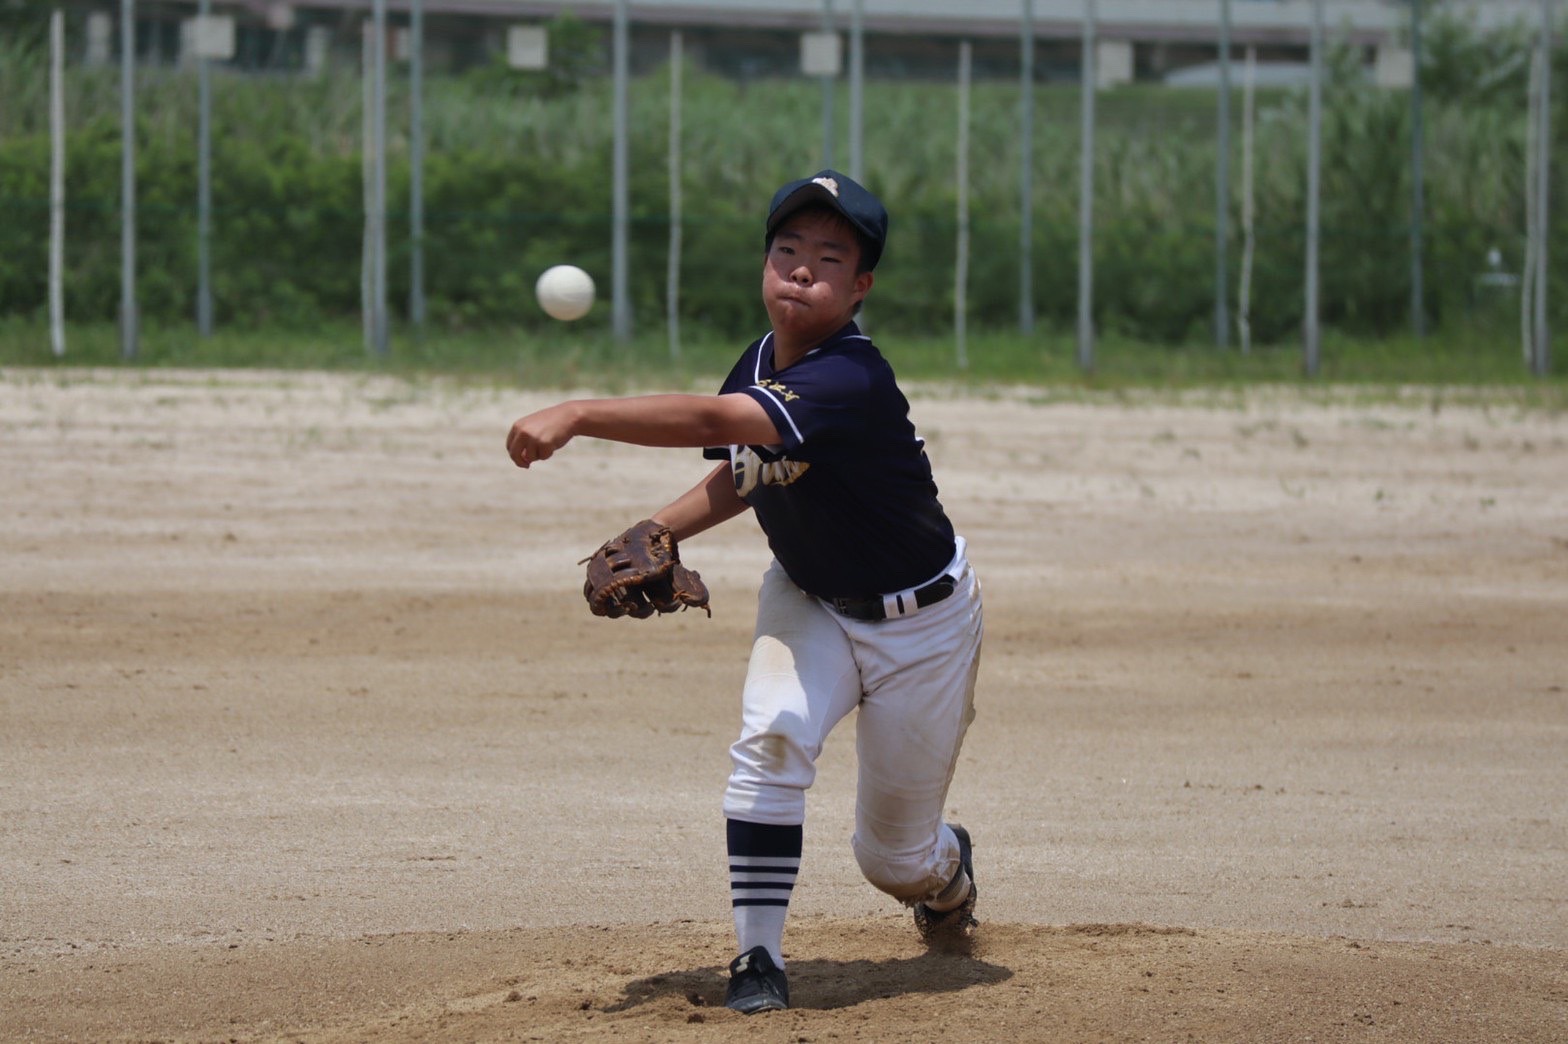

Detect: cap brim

[766,183,851,235]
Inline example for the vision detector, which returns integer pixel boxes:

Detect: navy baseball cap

[766,170,888,271]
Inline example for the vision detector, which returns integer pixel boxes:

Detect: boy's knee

[851,834,949,903]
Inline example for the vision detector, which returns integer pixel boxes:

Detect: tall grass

[0,28,1563,358]
[4,314,1561,403]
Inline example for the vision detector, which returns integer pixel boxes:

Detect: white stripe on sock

[729,856,801,869]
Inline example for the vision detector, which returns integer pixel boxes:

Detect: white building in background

[164,1,1544,36]
[70,0,1549,84]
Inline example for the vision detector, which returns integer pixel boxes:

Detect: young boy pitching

[506,170,983,1013]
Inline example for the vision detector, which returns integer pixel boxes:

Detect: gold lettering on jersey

[731,445,810,497]
[755,379,800,402]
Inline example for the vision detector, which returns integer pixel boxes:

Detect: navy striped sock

[727,818,802,967]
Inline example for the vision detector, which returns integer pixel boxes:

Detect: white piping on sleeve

[752,333,772,383]
[751,384,805,444]
[750,331,806,445]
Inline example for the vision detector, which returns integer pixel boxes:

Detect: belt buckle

[830,595,881,622]
[923,575,957,606]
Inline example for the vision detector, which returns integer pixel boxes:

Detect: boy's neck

[771,337,811,371]
[772,319,856,370]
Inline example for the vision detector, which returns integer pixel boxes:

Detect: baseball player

[506,170,983,1014]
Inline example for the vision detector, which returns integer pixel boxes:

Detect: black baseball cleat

[724,945,789,1014]
[914,823,978,943]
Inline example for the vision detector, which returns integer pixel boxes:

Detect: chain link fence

[0,1,1561,375]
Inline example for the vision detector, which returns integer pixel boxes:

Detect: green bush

[0,12,1563,350]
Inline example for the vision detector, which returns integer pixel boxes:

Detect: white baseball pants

[723,539,983,903]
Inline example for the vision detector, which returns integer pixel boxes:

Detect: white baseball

[535,265,595,322]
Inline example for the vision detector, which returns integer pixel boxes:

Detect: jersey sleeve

[737,384,804,450]
[703,344,758,461]
[736,353,870,455]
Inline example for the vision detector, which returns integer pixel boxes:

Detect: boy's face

[762,209,874,349]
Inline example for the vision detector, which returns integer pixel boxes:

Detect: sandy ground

[2,367,1565,1042]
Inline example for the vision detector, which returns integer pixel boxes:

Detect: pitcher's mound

[11,916,1565,1042]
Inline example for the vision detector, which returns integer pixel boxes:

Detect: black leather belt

[828,575,957,622]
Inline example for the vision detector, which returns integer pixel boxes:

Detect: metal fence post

[410,0,426,332]
[1216,0,1232,349]
[120,0,138,360]
[1533,0,1553,376]
[1019,0,1034,335]
[50,7,66,358]
[1304,0,1324,378]
[849,0,864,181]
[668,30,682,362]
[1411,0,1426,340]
[1239,45,1257,355]
[821,0,836,170]
[1077,0,1096,372]
[611,0,631,343]
[197,0,213,337]
[370,0,389,357]
[361,24,373,354]
[956,39,971,371]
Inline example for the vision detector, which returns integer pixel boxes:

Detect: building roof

[192,0,1552,46]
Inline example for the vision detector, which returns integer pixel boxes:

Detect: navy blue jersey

[703,321,956,601]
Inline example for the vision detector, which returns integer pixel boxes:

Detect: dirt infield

[3,368,1565,1042]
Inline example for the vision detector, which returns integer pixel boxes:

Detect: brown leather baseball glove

[581,519,711,619]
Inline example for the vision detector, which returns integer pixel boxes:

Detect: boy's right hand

[506,402,580,468]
